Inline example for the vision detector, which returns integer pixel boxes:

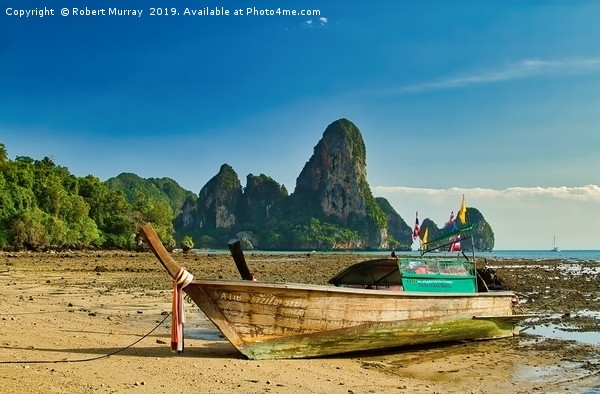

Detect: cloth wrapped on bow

[171,267,194,354]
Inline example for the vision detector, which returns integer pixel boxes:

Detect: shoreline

[1,251,600,393]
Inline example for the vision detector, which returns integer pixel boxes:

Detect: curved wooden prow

[228,239,253,281]
[139,223,182,279]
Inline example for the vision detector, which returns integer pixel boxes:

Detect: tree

[132,191,175,249]
[181,235,194,252]
[10,208,48,250]
[78,175,134,248]
[0,142,7,164]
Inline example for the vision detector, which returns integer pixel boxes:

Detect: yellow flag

[421,227,429,250]
[458,195,467,225]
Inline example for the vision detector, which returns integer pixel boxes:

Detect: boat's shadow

[3,338,513,362]
[1,340,242,360]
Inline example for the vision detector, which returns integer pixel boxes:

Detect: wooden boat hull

[139,223,527,360]
[183,279,519,359]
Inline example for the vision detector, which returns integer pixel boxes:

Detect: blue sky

[2,1,599,249]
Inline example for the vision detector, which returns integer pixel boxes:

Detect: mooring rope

[0,312,171,364]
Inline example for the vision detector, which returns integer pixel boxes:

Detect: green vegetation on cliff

[328,120,387,240]
[334,118,366,168]
[106,173,193,216]
[360,178,387,229]
[376,197,412,250]
[464,207,495,251]
[241,173,288,228]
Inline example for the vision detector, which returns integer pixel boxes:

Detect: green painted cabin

[399,259,477,293]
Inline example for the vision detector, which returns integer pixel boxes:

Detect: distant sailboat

[552,236,560,252]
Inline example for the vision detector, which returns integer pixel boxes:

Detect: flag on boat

[412,211,420,241]
[458,195,467,225]
[421,227,429,251]
[447,211,456,231]
[449,234,461,252]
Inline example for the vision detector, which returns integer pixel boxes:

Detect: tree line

[0,142,174,250]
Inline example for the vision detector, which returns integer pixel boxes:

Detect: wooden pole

[228,239,253,281]
[139,223,182,279]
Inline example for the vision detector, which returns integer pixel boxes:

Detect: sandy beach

[1,251,600,393]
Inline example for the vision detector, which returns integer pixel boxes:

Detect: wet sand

[1,251,600,393]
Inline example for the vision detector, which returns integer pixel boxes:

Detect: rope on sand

[0,312,171,364]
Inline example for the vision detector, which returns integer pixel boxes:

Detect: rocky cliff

[463,207,495,251]
[376,197,413,250]
[241,174,288,227]
[177,195,197,230]
[170,118,491,251]
[196,164,242,231]
[293,119,389,248]
[295,119,368,220]
[417,208,495,251]
[172,119,415,250]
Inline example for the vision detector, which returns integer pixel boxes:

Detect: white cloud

[373,185,600,249]
[304,17,328,28]
[384,58,600,93]
[374,185,600,202]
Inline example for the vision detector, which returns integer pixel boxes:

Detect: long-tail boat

[140,223,531,360]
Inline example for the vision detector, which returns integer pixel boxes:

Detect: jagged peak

[322,118,366,168]
[217,163,237,176]
[208,163,240,189]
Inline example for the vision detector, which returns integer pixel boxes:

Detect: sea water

[477,249,600,262]
[191,249,600,262]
